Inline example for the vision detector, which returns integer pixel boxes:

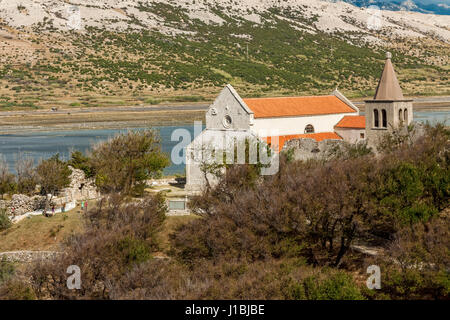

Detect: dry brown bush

[172,125,449,268]
[23,193,167,299]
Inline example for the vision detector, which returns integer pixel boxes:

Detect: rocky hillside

[0,0,449,109]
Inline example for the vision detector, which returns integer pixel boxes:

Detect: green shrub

[0,209,12,231]
[0,258,15,284]
[301,273,365,300]
[380,268,450,300]
[68,151,94,178]
[116,237,152,267]
[0,280,36,300]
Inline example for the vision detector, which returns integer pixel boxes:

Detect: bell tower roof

[373,52,405,101]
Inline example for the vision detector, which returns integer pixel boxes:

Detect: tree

[15,154,37,195]
[36,154,71,197]
[68,150,94,178]
[0,156,16,199]
[90,130,169,195]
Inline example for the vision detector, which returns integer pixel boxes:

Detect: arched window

[382,109,387,128]
[373,109,379,128]
[404,108,408,123]
[304,124,315,134]
[399,109,403,122]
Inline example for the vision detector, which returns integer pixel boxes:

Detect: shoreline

[0,106,207,134]
[0,99,449,135]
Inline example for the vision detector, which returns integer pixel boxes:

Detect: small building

[334,115,366,143]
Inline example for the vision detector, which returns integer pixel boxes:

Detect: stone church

[186,52,412,191]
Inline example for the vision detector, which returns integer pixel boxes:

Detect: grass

[159,215,199,254]
[0,207,84,252]
[0,203,198,255]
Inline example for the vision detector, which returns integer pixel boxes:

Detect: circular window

[223,115,232,128]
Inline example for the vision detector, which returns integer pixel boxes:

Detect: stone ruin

[57,166,99,205]
[282,138,344,162]
[1,166,99,217]
[0,194,47,216]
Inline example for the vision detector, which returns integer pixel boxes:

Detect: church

[185,52,413,191]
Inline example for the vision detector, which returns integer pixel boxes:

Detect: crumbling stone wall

[0,194,47,216]
[58,166,99,204]
[1,166,99,217]
[282,138,344,161]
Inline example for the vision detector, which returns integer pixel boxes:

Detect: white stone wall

[0,251,61,263]
[251,112,357,136]
[0,194,47,216]
[186,130,254,192]
[205,85,253,131]
[334,128,365,143]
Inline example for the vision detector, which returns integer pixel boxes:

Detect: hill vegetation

[0,0,449,110]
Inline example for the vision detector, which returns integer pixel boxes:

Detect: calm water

[0,111,448,175]
[0,125,202,176]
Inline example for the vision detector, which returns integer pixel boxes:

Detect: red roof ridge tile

[244,95,336,100]
[243,95,356,118]
[335,115,366,129]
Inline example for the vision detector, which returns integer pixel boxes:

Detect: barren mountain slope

[0,0,448,109]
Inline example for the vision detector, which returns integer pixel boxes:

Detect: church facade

[186,52,412,191]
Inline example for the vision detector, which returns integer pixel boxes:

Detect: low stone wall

[0,251,61,263]
[0,194,47,216]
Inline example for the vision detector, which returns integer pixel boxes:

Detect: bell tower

[365,52,413,146]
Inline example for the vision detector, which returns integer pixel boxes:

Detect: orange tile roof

[263,132,342,152]
[243,96,356,118]
[335,115,366,129]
